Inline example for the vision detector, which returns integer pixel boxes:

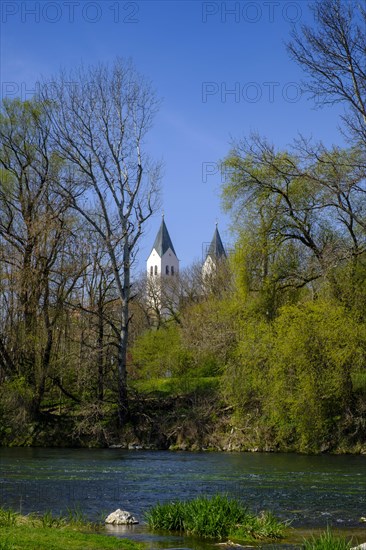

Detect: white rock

[351,544,366,550]
[105,509,139,525]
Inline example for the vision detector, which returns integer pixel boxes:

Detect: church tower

[147,215,179,278]
[202,223,227,278]
[147,216,179,316]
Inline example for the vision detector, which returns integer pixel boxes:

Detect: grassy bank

[0,506,361,550]
[0,508,142,550]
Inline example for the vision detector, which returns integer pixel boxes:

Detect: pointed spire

[151,217,176,256]
[206,224,226,259]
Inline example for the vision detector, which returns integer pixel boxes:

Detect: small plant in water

[229,510,287,542]
[145,494,286,541]
[303,528,352,549]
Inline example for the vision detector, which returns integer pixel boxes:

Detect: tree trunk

[117,325,129,426]
[117,243,130,426]
[97,302,104,402]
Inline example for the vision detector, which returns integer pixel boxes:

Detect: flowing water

[0,448,365,548]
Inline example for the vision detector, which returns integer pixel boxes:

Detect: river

[0,448,365,548]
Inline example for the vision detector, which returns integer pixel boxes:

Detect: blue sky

[1,1,346,272]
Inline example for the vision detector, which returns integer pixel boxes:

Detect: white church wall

[161,248,179,277]
[147,247,179,278]
[202,254,215,279]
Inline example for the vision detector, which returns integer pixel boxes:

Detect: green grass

[302,529,352,549]
[0,526,142,550]
[130,376,220,396]
[0,508,19,527]
[145,494,286,542]
[0,507,142,550]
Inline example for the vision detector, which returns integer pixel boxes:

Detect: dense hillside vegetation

[0,0,365,452]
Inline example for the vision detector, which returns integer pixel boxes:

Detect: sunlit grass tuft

[229,510,287,542]
[145,494,286,541]
[302,529,352,549]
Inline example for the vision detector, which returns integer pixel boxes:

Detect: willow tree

[42,59,161,424]
[222,136,366,312]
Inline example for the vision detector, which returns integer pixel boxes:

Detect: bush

[223,301,366,452]
[267,302,363,451]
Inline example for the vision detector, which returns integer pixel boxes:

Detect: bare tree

[42,59,161,424]
[288,0,366,145]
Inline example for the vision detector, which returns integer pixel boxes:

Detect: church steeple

[205,223,226,260]
[147,216,179,278]
[202,223,227,278]
[151,215,177,257]
[146,215,179,317]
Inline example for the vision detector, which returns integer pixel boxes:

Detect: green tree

[222,138,327,307]
[222,137,366,310]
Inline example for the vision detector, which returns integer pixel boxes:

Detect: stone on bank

[105,509,139,525]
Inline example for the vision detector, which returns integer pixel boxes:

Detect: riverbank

[1,506,365,550]
[1,390,366,455]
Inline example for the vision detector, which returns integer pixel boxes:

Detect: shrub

[131,325,193,379]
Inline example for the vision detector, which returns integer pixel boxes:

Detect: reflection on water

[0,448,365,549]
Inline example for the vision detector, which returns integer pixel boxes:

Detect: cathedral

[146,216,226,314]
[147,216,226,279]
